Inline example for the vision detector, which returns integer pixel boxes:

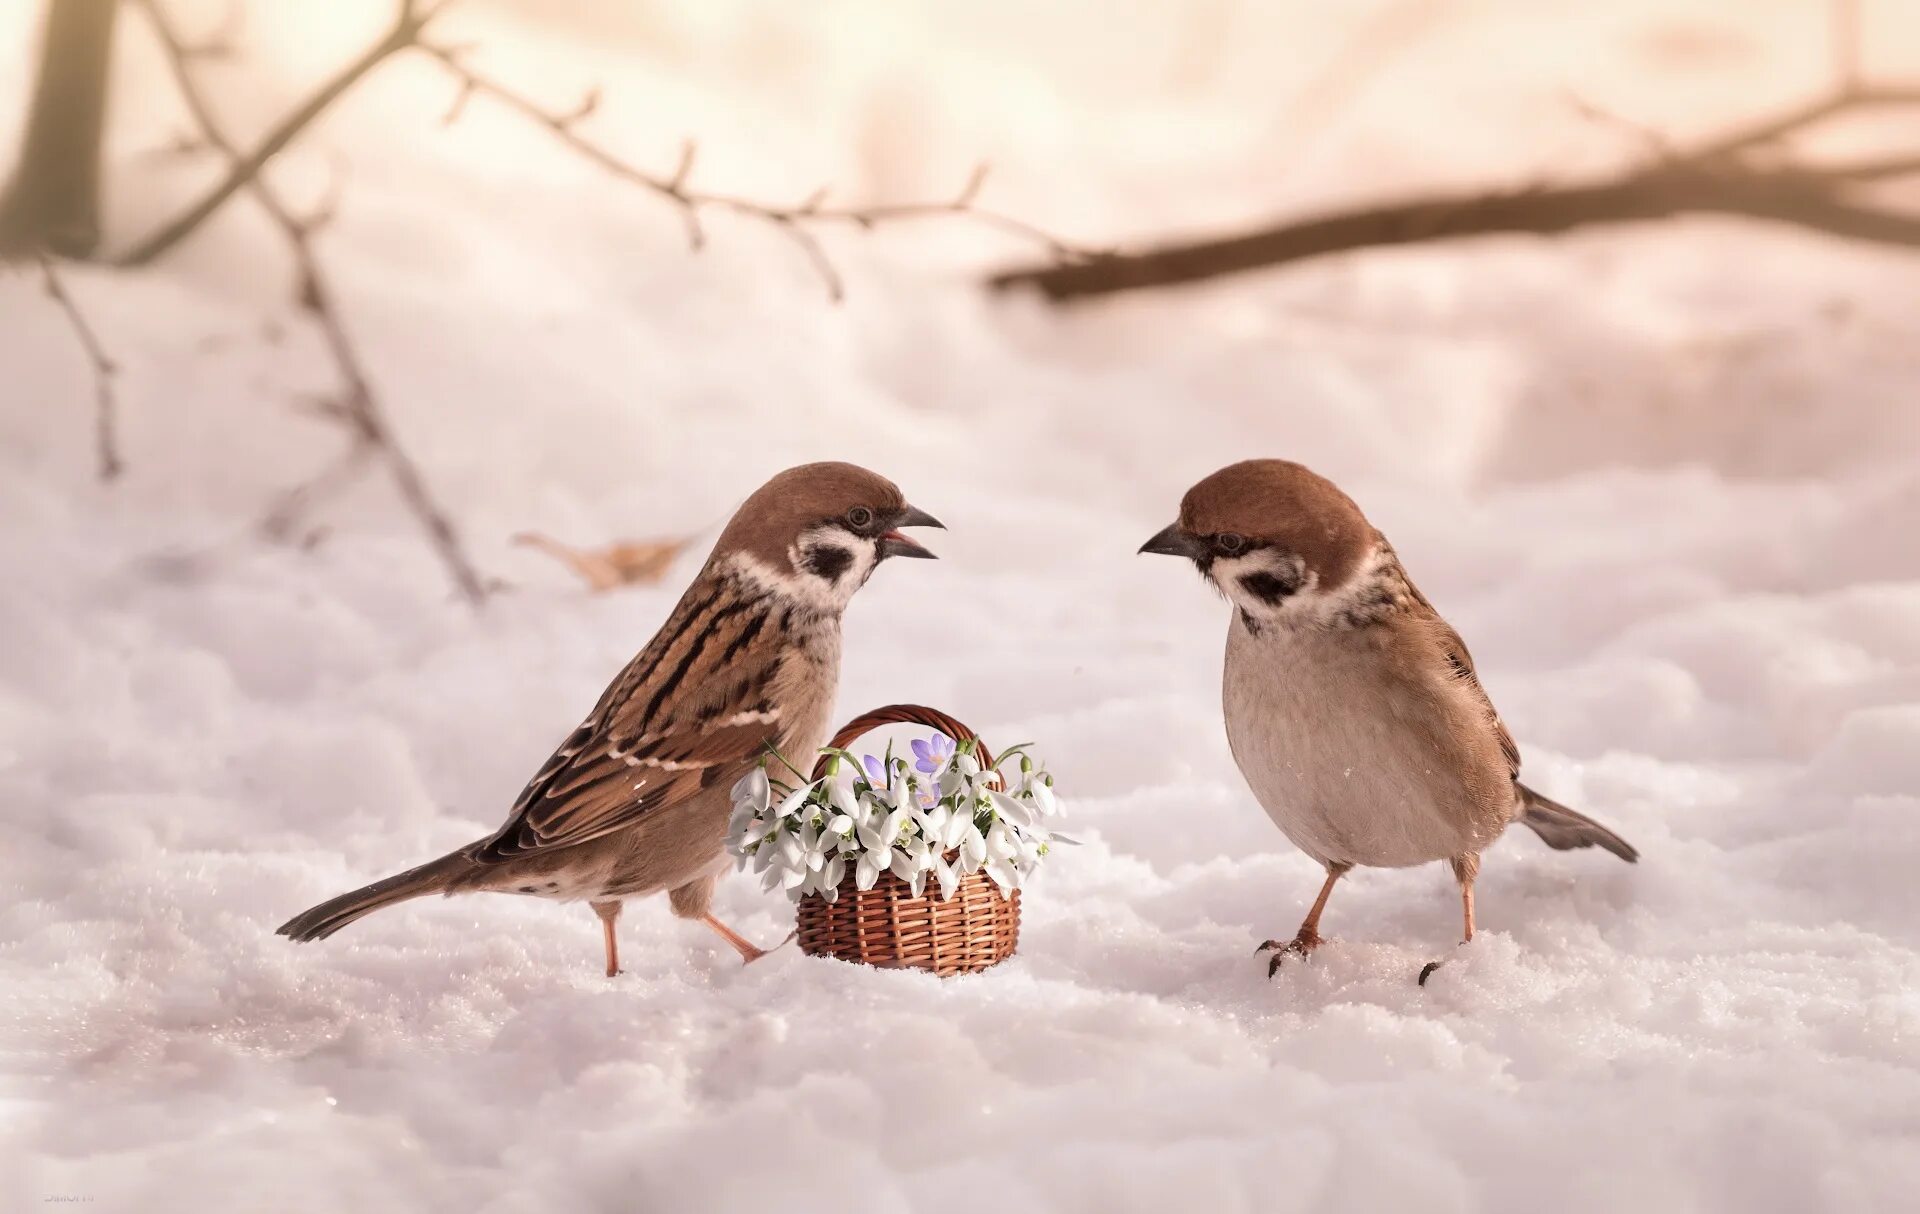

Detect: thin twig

[258,439,375,541]
[416,42,1098,299]
[32,251,122,480]
[1564,92,1678,164]
[114,0,450,267]
[138,0,487,603]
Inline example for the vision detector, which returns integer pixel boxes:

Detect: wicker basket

[795,704,1021,977]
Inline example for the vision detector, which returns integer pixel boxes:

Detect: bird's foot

[737,930,798,966]
[1256,928,1323,978]
[1417,938,1473,987]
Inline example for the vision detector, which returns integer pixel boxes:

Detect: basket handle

[809,704,999,784]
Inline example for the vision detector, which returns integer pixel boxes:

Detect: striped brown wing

[474,579,788,863]
[1402,576,1521,783]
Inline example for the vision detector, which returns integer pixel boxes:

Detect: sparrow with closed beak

[279,462,943,976]
[1140,460,1636,982]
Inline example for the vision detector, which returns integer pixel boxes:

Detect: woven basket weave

[796,705,1021,977]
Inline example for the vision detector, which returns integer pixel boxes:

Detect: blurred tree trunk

[0,0,119,258]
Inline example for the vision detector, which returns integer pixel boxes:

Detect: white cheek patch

[1211,551,1313,618]
[727,536,875,614]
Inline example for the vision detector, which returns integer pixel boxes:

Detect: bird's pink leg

[1258,863,1350,977]
[1420,854,1479,986]
[702,914,792,965]
[591,899,622,977]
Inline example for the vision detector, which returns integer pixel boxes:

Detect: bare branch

[32,251,122,480]
[416,42,1095,298]
[114,0,455,267]
[138,0,487,604]
[992,71,1920,303]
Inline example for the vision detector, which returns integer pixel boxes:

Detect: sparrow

[279,462,943,977]
[1139,459,1636,982]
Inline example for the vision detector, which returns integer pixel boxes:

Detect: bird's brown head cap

[713,462,943,604]
[1141,459,1376,610]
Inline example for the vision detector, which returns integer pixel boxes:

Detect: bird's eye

[846,506,875,529]
[1215,532,1247,555]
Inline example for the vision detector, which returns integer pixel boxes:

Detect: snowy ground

[5,1,1920,1210]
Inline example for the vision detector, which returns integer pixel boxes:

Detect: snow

[5,0,1920,1210]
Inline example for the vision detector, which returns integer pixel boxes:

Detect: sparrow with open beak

[1141,460,1635,982]
[279,462,943,977]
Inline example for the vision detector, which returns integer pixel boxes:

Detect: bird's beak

[879,504,943,560]
[1138,522,1205,561]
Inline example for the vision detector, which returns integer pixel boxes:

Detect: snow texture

[4,1,1919,1210]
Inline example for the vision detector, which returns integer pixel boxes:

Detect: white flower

[727,767,772,838]
[796,821,834,873]
[772,779,821,822]
[859,807,909,853]
[730,737,1065,905]
[985,856,1021,893]
[985,822,1020,862]
[986,788,1036,830]
[828,778,860,820]
[731,766,770,812]
[913,802,952,847]
[959,820,988,867]
[1028,778,1058,817]
[931,853,961,901]
[855,846,891,891]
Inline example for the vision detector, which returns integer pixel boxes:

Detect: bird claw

[1257,931,1321,978]
[1418,938,1473,987]
[741,930,798,966]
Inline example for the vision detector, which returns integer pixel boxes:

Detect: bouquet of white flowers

[727,729,1064,904]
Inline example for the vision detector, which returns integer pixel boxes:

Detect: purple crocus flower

[862,753,887,784]
[911,732,955,775]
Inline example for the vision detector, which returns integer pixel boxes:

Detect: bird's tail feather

[1516,784,1639,863]
[276,853,468,942]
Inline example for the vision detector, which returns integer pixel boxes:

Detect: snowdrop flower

[913,801,952,847]
[986,856,1021,891]
[854,845,893,891]
[731,766,770,813]
[727,768,773,839]
[859,806,910,853]
[727,741,1065,902]
[796,821,834,873]
[985,822,1020,863]
[828,778,860,820]
[931,853,961,901]
[959,820,988,867]
[1027,776,1058,818]
[986,788,1036,830]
